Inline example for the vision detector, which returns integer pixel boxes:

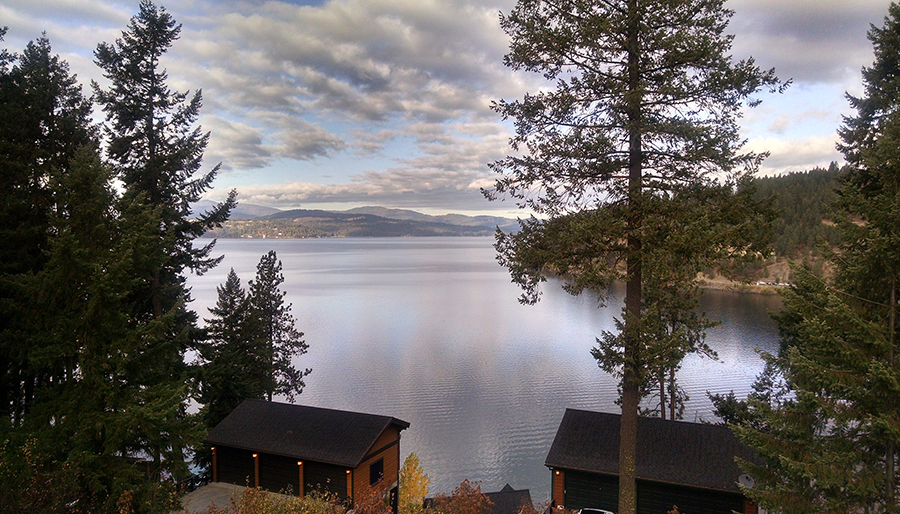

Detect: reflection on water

[188,237,783,500]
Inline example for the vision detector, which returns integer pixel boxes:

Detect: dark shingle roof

[485,484,532,514]
[545,409,755,493]
[206,400,410,467]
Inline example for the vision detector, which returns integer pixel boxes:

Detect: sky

[2,0,893,216]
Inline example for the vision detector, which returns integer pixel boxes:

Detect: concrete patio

[177,482,245,513]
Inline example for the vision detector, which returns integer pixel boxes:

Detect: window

[369,458,384,485]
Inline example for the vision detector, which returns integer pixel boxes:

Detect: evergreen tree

[94,2,235,301]
[486,1,780,510]
[22,147,185,513]
[92,0,234,481]
[0,32,95,426]
[197,269,267,430]
[248,251,311,402]
[733,4,900,512]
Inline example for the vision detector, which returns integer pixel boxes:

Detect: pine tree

[198,269,267,429]
[732,4,900,511]
[93,2,235,295]
[486,1,780,510]
[91,0,234,482]
[248,251,311,402]
[22,147,185,513]
[0,32,95,426]
[93,0,235,323]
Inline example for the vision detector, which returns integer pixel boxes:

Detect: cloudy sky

[2,0,892,215]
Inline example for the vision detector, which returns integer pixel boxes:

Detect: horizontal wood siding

[305,461,349,501]
[217,446,254,487]
[369,427,399,457]
[260,453,300,495]
[354,426,401,500]
[564,470,618,511]
[636,481,744,514]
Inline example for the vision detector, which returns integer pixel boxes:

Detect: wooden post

[552,469,565,508]
[743,498,758,514]
[253,454,259,488]
[298,461,304,497]
[346,469,353,502]
[211,447,217,483]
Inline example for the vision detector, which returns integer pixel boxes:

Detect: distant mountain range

[344,206,520,232]
[194,202,520,238]
[192,199,281,219]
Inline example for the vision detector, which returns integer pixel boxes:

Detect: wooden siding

[551,470,564,507]
[636,480,744,514]
[217,446,255,487]
[557,468,746,514]
[259,452,302,495]
[305,460,350,501]
[744,499,758,514]
[353,426,401,500]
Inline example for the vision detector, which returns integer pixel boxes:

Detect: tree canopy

[0,3,240,511]
[730,4,900,512]
[248,251,311,403]
[487,1,780,511]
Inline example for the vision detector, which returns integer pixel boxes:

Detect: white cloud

[4,0,890,212]
[747,134,843,176]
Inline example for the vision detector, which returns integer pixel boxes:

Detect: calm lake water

[187,237,782,500]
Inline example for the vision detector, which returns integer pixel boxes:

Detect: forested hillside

[206,209,499,238]
[703,164,845,287]
[754,162,845,259]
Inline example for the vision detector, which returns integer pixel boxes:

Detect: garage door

[564,471,618,512]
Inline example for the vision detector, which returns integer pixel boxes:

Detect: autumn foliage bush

[195,478,495,514]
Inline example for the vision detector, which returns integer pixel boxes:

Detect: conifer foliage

[0,3,242,511]
[248,251,311,403]
[198,269,266,430]
[487,1,780,511]
[93,0,235,320]
[90,0,234,490]
[732,4,900,512]
[0,32,96,425]
[198,255,311,428]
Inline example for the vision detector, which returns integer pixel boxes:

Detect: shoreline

[699,277,784,296]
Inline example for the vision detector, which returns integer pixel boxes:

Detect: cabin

[425,483,532,514]
[545,409,759,514]
[484,484,533,514]
[206,400,410,510]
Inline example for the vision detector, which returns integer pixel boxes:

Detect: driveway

[177,482,245,513]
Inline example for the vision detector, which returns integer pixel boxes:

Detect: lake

[186,237,783,500]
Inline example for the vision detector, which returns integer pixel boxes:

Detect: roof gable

[206,400,410,467]
[545,409,755,492]
[425,484,532,514]
[485,484,532,514]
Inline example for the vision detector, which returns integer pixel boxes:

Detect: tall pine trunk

[889,279,896,505]
[619,1,642,511]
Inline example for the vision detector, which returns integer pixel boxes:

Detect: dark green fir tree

[248,251,310,403]
[197,269,267,430]
[22,148,185,513]
[91,0,234,492]
[732,4,900,512]
[0,31,95,426]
